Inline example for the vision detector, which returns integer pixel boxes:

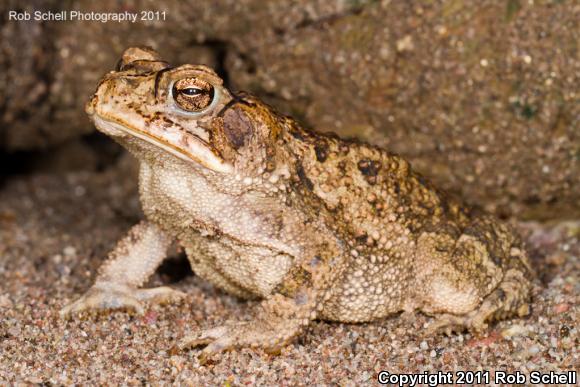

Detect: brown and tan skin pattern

[61,47,533,360]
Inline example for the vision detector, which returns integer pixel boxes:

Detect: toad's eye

[172,77,215,112]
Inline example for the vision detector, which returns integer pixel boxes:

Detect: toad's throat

[91,113,233,173]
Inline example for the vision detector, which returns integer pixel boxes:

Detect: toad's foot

[179,294,312,363]
[426,312,488,336]
[180,318,303,364]
[426,270,532,335]
[60,282,185,317]
[427,302,531,336]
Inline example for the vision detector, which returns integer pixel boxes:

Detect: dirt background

[0,0,578,384]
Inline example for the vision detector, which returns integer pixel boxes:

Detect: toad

[61,47,533,359]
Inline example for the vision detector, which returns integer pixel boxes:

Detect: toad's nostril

[85,95,97,115]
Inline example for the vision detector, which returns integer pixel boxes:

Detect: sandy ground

[0,166,577,385]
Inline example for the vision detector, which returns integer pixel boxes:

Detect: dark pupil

[181,87,203,96]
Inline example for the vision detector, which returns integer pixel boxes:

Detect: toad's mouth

[90,113,233,174]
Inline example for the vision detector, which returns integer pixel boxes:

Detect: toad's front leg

[180,292,317,363]
[60,221,185,317]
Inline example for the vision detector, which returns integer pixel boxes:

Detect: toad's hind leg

[415,218,533,334]
[427,266,532,334]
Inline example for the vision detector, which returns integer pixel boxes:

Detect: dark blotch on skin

[223,107,254,149]
[296,163,314,191]
[290,130,306,141]
[309,256,322,267]
[294,292,309,305]
[497,288,507,302]
[355,234,368,245]
[491,253,503,266]
[314,143,329,163]
[358,159,381,177]
[393,181,400,194]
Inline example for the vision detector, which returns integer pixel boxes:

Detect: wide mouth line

[92,112,221,168]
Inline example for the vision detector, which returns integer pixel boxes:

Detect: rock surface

[1,0,578,219]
